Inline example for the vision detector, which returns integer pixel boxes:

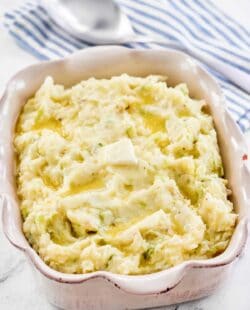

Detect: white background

[0,1,249,309]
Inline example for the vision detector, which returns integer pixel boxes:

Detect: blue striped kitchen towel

[3,0,250,132]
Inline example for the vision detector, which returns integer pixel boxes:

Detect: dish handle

[1,192,28,251]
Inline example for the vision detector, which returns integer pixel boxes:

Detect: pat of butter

[118,209,170,241]
[101,138,138,166]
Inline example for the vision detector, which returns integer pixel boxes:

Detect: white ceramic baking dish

[0,46,249,310]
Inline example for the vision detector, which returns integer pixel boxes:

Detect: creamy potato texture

[14,75,237,274]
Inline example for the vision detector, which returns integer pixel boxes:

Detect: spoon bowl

[42,0,135,44]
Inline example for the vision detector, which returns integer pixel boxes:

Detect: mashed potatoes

[14,75,237,274]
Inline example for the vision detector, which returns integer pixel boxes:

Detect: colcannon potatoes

[14,75,237,274]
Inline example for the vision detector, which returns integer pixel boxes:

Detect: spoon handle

[128,35,182,49]
[127,35,250,93]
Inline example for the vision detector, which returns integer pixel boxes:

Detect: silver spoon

[42,0,250,92]
[41,0,181,47]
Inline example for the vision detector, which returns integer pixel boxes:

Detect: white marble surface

[0,1,249,309]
